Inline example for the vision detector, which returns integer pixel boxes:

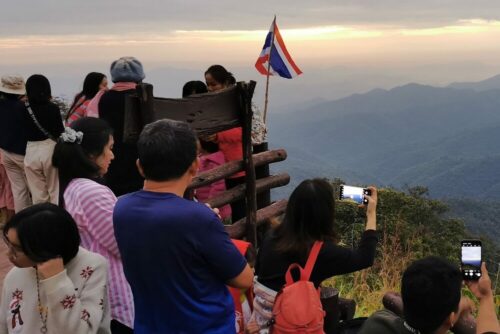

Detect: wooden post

[253,142,271,209]
[136,83,155,125]
[238,81,258,246]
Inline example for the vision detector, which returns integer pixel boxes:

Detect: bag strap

[303,241,323,281]
[284,241,324,285]
[25,102,55,141]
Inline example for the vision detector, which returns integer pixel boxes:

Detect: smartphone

[461,240,482,280]
[339,185,371,205]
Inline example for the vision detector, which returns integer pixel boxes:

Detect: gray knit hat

[110,57,145,83]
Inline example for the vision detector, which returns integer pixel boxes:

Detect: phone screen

[340,185,368,205]
[461,240,481,280]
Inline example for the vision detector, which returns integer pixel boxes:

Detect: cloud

[2,1,500,37]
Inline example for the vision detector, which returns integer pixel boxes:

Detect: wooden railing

[124,82,289,246]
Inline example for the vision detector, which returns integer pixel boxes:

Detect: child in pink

[196,140,232,221]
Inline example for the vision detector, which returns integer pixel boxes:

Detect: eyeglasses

[2,234,24,259]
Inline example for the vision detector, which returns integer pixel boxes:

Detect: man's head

[402,256,462,333]
[137,119,198,182]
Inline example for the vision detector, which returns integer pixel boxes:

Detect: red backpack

[271,241,325,334]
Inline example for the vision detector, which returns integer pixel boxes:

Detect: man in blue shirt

[114,120,253,334]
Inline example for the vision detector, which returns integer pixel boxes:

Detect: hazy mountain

[448,74,500,91]
[268,83,500,200]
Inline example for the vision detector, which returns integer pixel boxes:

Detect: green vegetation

[323,181,500,316]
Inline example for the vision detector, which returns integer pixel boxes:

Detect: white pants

[0,149,32,212]
[24,139,59,205]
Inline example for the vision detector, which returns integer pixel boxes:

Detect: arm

[80,185,120,258]
[466,263,499,334]
[363,186,377,231]
[200,213,252,288]
[315,187,379,278]
[48,103,65,138]
[227,263,254,289]
[39,258,108,334]
[0,280,9,334]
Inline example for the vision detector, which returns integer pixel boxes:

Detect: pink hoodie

[196,151,232,220]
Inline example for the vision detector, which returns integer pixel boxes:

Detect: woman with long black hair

[250,179,378,332]
[66,72,108,125]
[23,74,64,205]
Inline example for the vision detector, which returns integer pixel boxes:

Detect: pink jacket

[196,151,232,220]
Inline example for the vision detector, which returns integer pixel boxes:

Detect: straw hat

[0,75,26,95]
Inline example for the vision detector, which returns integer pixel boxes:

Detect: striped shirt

[64,178,134,328]
[66,96,90,126]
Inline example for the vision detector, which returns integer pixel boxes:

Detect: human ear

[188,158,200,177]
[136,159,145,177]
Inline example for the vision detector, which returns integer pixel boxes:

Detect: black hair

[199,139,219,154]
[273,178,338,257]
[182,80,208,98]
[402,256,462,333]
[138,119,197,181]
[26,74,51,105]
[4,203,80,264]
[66,72,106,121]
[205,65,236,86]
[52,117,113,206]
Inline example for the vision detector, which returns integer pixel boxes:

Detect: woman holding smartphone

[0,203,110,334]
[250,179,378,332]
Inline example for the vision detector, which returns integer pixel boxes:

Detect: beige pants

[0,149,32,212]
[24,139,59,205]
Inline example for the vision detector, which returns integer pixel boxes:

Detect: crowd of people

[0,57,497,334]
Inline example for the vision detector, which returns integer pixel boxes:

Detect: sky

[2,1,500,107]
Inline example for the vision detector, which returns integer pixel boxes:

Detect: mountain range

[268,74,500,240]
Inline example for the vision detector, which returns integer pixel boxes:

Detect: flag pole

[263,16,276,123]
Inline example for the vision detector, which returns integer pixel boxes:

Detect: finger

[364,195,376,204]
[481,262,490,279]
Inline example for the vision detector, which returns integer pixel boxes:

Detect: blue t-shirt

[113,190,247,334]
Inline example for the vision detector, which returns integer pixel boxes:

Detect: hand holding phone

[461,240,482,281]
[465,262,492,299]
[339,185,372,205]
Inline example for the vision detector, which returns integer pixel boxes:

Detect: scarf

[86,82,137,118]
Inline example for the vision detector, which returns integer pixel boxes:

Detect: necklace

[35,269,48,334]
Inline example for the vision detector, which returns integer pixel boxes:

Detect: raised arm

[466,263,500,334]
[363,186,377,231]
[39,257,109,334]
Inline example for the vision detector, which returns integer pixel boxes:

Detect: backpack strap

[284,241,324,285]
[303,241,323,281]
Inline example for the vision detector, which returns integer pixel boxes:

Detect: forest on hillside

[325,180,499,316]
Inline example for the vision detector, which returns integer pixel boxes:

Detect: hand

[37,257,64,280]
[457,296,475,316]
[205,203,222,220]
[465,262,493,301]
[245,320,260,334]
[362,186,378,215]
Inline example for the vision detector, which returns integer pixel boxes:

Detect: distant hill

[448,74,500,91]
[267,81,500,240]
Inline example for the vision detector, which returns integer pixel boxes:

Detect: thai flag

[255,18,302,79]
